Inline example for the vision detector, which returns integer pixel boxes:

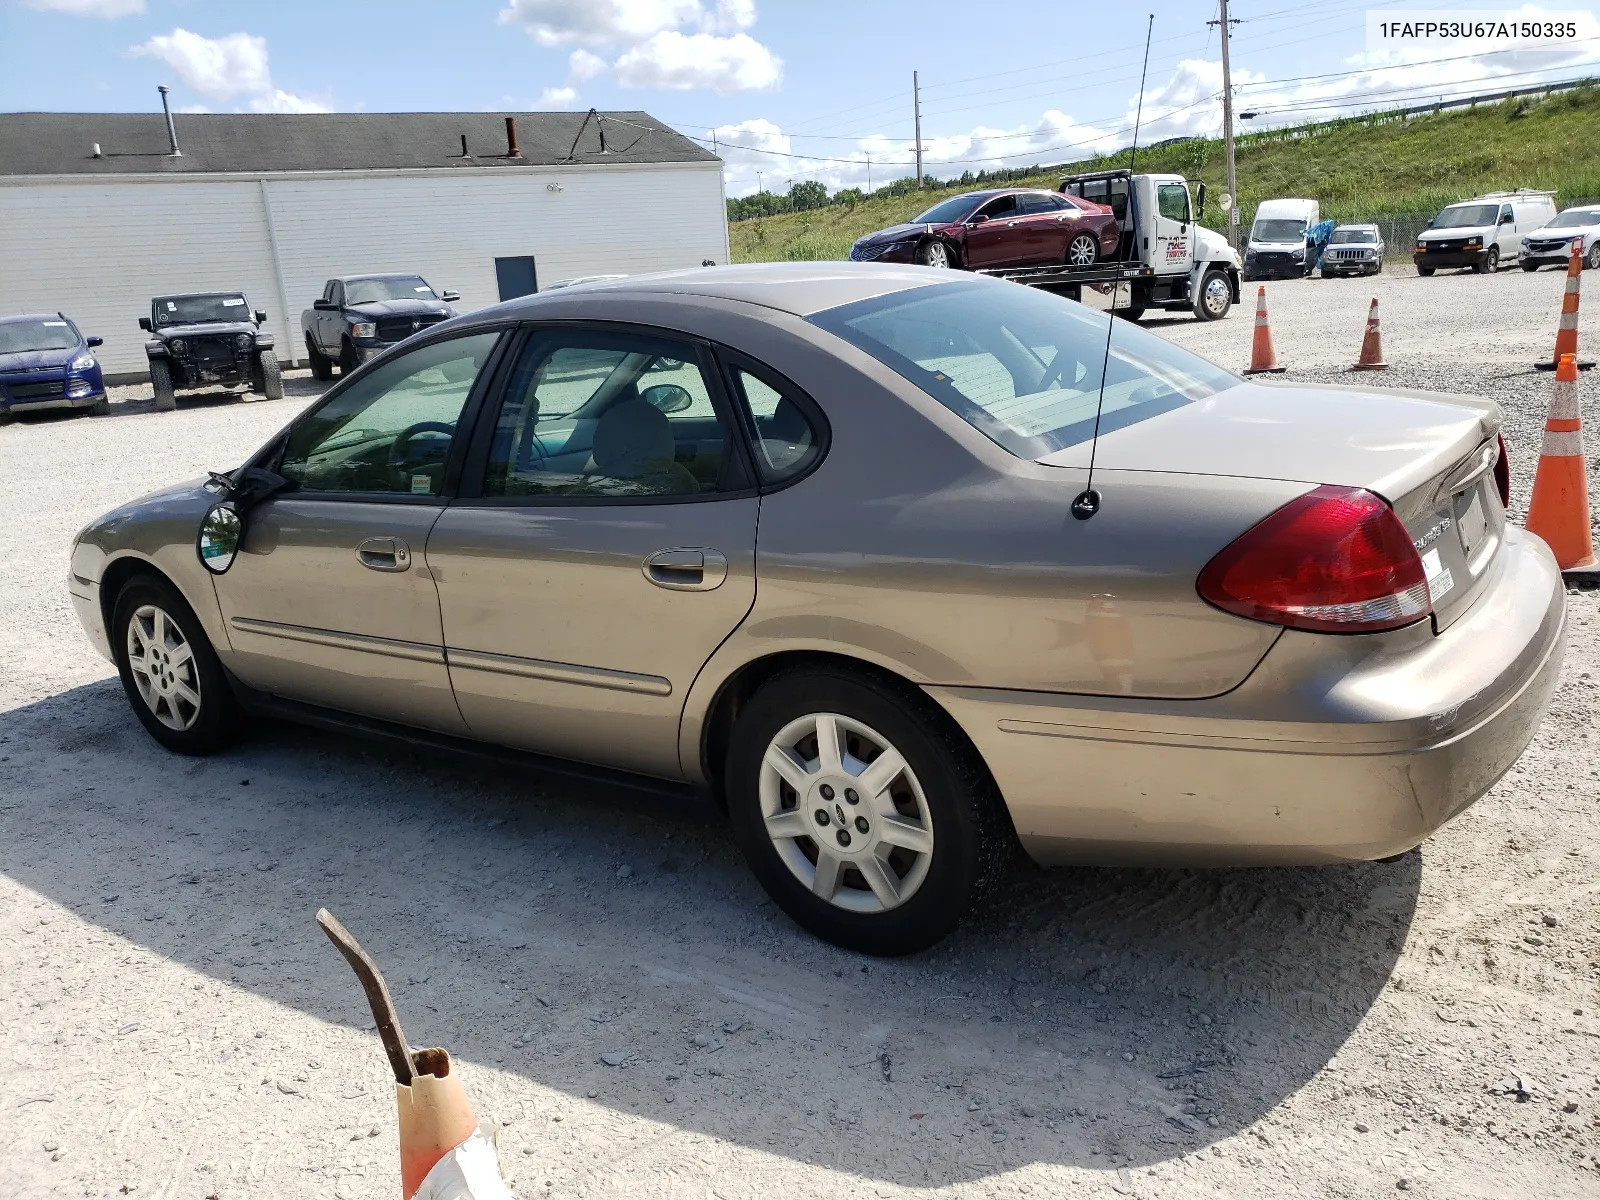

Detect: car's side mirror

[1194,182,1207,220]
[641,383,693,414]
[254,310,267,325]
[968,213,988,225]
[441,290,461,303]
[313,298,337,311]
[138,317,152,332]
[1500,213,1514,225]
[87,336,103,348]
[197,502,244,574]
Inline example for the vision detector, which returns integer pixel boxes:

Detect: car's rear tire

[725,665,1010,956]
[1066,233,1099,267]
[1193,267,1232,320]
[339,340,360,376]
[111,574,244,756]
[149,358,177,412]
[255,350,284,399]
[306,335,334,382]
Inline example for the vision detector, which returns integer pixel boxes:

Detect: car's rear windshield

[346,276,438,304]
[155,295,248,325]
[1550,208,1600,228]
[0,318,80,354]
[1434,204,1499,229]
[1251,219,1307,241]
[809,281,1239,458]
[911,194,985,225]
[1330,228,1378,243]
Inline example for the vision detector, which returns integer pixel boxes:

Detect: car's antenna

[1072,11,1154,523]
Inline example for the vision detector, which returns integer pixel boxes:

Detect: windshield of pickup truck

[345,277,438,304]
[1250,219,1307,242]
[1330,228,1378,243]
[1433,204,1500,229]
[1549,207,1600,228]
[0,318,80,354]
[155,295,249,325]
[912,195,984,224]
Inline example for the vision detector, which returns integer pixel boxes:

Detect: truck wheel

[339,340,360,376]
[1113,307,1146,322]
[255,350,284,400]
[149,358,177,412]
[1417,265,1435,277]
[1193,268,1232,320]
[1474,246,1499,274]
[305,335,333,382]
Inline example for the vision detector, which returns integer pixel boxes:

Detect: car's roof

[1557,206,1600,216]
[0,312,74,325]
[153,291,245,300]
[502,262,981,319]
[341,273,427,282]
[1333,223,1379,230]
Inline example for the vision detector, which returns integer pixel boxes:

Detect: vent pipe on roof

[504,116,523,159]
[92,143,102,158]
[157,84,181,157]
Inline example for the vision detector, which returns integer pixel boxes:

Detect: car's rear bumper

[929,527,1565,867]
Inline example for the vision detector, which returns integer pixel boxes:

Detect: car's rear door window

[809,281,1238,458]
[722,357,826,486]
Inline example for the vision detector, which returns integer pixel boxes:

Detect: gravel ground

[2,278,1599,1200]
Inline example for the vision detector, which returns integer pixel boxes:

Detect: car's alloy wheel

[126,603,203,731]
[726,666,1011,955]
[917,240,952,269]
[1066,233,1099,267]
[758,711,936,914]
[1588,242,1600,270]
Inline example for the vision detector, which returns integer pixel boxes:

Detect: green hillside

[729,84,1600,264]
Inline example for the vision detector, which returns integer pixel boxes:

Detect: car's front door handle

[643,547,727,591]
[356,536,411,572]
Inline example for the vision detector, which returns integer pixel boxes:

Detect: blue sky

[2,0,1597,195]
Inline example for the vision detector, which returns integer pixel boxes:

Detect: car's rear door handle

[356,536,411,572]
[643,547,727,591]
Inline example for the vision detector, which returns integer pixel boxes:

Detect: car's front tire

[306,335,334,382]
[149,358,177,412]
[1475,246,1500,274]
[339,340,361,375]
[1587,242,1600,270]
[254,350,284,399]
[725,665,1010,956]
[1522,259,1542,272]
[916,240,955,269]
[1417,265,1435,276]
[111,574,244,755]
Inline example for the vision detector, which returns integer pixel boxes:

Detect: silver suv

[1321,225,1384,277]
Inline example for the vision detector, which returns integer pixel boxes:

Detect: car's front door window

[278,331,501,496]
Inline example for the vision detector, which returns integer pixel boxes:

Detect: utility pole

[913,71,924,188]
[1213,0,1240,247]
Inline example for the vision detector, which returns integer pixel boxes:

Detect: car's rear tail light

[1197,485,1431,633]
[1494,433,1511,508]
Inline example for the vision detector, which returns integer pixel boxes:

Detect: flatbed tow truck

[978,169,1242,322]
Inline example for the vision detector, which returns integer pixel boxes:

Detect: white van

[1244,198,1320,280]
[1413,190,1558,275]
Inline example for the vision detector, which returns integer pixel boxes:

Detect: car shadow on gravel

[0,679,1418,1186]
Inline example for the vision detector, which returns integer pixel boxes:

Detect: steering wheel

[388,421,455,468]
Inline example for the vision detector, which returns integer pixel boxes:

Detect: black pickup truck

[301,274,459,379]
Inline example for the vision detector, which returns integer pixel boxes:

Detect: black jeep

[139,293,282,411]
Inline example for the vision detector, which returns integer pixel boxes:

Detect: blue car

[0,313,107,421]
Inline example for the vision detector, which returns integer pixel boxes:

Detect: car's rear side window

[809,281,1238,458]
[723,360,825,486]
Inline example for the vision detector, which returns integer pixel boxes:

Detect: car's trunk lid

[1037,378,1506,631]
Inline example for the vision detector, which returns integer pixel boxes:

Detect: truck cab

[1244,198,1320,281]
[1059,170,1241,321]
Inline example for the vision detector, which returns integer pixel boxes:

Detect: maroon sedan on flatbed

[848,188,1121,272]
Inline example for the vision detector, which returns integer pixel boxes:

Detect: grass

[729,85,1600,263]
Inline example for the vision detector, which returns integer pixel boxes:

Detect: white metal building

[0,110,728,377]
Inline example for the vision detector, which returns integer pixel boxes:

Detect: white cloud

[20,0,144,16]
[703,0,755,33]
[539,85,579,108]
[130,29,272,99]
[614,31,780,91]
[568,48,609,81]
[128,27,330,113]
[498,0,702,47]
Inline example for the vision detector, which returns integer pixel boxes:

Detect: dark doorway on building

[495,256,538,301]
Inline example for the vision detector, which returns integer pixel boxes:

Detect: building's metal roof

[0,110,718,177]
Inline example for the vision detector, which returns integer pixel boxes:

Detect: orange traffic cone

[317,910,516,1200]
[1350,297,1388,370]
[1243,286,1285,374]
[1536,238,1595,371]
[1524,354,1599,583]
